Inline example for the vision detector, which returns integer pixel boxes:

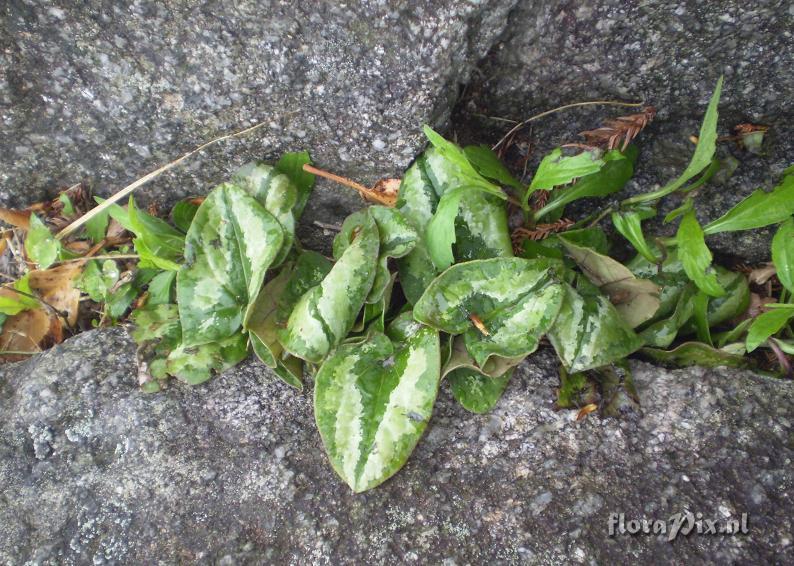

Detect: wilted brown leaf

[748,263,776,286]
[576,403,599,421]
[0,308,61,362]
[370,178,400,207]
[0,208,31,230]
[29,263,82,326]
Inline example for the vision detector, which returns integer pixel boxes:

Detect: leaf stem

[302,164,394,206]
[492,100,645,152]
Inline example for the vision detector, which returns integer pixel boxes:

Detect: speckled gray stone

[472,0,794,125]
[0,0,518,208]
[1,328,792,563]
[457,0,793,262]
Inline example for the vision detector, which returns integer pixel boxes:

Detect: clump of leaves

[1,77,791,492]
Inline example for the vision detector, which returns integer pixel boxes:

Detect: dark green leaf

[275,151,315,219]
[692,291,712,345]
[334,206,417,303]
[639,283,696,348]
[639,341,753,370]
[233,161,298,266]
[170,199,199,233]
[547,282,644,373]
[279,211,379,363]
[167,333,249,385]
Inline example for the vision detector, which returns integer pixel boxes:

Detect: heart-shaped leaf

[314,313,440,492]
[279,211,379,363]
[414,257,561,334]
[547,281,644,373]
[177,183,284,347]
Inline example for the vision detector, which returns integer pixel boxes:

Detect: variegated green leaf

[462,280,563,367]
[547,281,644,373]
[639,341,753,370]
[447,367,512,414]
[395,156,441,305]
[558,234,660,328]
[177,183,284,347]
[275,150,315,219]
[166,333,249,386]
[233,161,298,265]
[277,251,334,323]
[639,283,697,348]
[414,257,561,334]
[279,211,379,363]
[334,206,417,303]
[314,314,441,492]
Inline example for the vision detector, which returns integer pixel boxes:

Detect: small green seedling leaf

[703,172,794,234]
[612,207,659,263]
[746,307,794,352]
[314,314,440,492]
[535,148,634,220]
[676,209,724,297]
[527,148,606,207]
[772,218,794,293]
[623,76,723,205]
[463,144,524,190]
[0,274,40,315]
[25,214,62,269]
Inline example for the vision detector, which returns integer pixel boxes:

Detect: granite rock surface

[1,328,792,564]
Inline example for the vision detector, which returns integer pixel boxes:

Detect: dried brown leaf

[28,264,82,326]
[0,308,61,362]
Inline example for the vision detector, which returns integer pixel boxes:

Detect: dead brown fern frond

[580,106,656,151]
[511,218,574,252]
